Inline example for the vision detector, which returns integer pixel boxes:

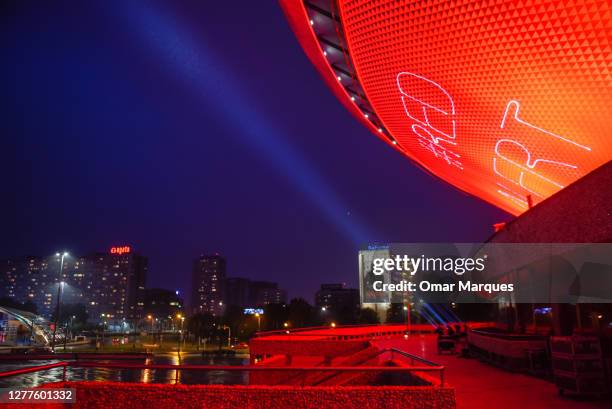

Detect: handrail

[253,323,437,338]
[388,348,440,367]
[470,328,549,341]
[0,362,68,378]
[69,362,443,372]
[0,360,446,386]
[254,322,494,338]
[0,352,151,361]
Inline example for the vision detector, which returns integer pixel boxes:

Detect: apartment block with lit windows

[191,254,225,316]
[0,249,147,324]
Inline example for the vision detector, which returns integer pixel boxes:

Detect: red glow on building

[110,246,131,255]
[281,0,612,215]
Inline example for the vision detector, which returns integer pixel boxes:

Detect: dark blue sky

[0,1,508,302]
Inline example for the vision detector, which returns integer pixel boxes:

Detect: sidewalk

[374,335,610,409]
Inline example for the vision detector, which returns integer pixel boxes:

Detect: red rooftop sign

[110,246,131,255]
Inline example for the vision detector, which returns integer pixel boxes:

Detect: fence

[0,355,445,386]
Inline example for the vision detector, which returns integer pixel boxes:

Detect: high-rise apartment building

[224,277,250,308]
[248,281,287,306]
[223,278,287,308]
[191,254,225,316]
[0,246,147,324]
[315,283,359,313]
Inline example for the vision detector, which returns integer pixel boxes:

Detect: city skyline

[0,247,296,322]
[0,1,609,406]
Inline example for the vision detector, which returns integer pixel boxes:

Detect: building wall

[68,252,147,323]
[224,277,250,308]
[0,256,59,317]
[191,254,226,316]
[248,281,287,307]
[143,288,183,330]
[486,161,612,336]
[315,284,360,313]
[488,161,612,244]
[0,251,148,324]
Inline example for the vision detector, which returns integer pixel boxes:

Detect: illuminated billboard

[110,246,131,255]
[281,0,611,215]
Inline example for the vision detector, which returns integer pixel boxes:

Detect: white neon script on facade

[397,72,462,170]
[494,100,591,206]
[500,101,591,151]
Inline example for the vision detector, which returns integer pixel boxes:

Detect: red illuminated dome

[280,0,611,215]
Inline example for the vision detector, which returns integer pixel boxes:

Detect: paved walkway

[374,335,610,409]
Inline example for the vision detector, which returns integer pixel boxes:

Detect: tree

[287,298,316,328]
[51,303,88,327]
[385,303,405,323]
[358,308,379,324]
[187,313,217,344]
[335,305,359,325]
[222,305,244,343]
[263,303,288,330]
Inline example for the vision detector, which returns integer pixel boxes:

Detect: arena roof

[280,0,612,215]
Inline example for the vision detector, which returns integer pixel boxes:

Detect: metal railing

[271,346,445,387]
[0,358,446,387]
[0,352,150,361]
[252,322,496,339]
[252,323,421,338]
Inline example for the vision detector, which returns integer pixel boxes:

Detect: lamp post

[100,314,107,350]
[224,325,231,348]
[181,316,185,347]
[51,252,68,352]
[147,314,154,335]
[404,304,411,337]
[176,314,183,353]
[63,315,75,351]
[254,312,261,332]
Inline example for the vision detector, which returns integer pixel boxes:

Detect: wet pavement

[374,334,611,409]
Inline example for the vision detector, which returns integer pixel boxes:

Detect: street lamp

[147,314,154,333]
[51,252,68,352]
[177,314,185,353]
[254,312,262,331]
[224,325,231,348]
[99,313,107,349]
[404,304,411,336]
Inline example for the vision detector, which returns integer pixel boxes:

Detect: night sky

[0,1,508,302]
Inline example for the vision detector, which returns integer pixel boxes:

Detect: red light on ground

[110,246,131,255]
